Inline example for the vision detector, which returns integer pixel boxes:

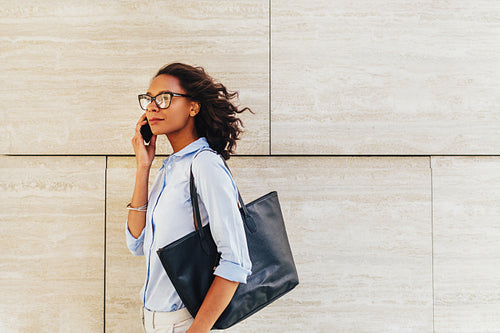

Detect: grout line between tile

[430,156,435,332]
[269,0,272,156]
[104,156,107,333]
[4,154,500,157]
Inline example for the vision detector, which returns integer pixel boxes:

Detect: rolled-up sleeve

[192,151,252,283]
[125,218,145,256]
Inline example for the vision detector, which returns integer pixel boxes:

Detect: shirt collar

[160,137,210,170]
[172,137,210,157]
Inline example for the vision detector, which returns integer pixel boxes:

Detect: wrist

[136,164,151,171]
[127,202,148,212]
[186,322,209,333]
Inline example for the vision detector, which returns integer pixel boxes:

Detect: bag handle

[189,148,257,238]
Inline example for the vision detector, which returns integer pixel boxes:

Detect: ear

[190,102,201,117]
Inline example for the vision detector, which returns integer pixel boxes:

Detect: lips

[149,117,164,123]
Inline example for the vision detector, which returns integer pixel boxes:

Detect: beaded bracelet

[127,202,148,212]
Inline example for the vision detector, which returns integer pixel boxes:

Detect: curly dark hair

[153,63,254,160]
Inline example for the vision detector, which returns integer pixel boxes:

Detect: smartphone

[140,118,153,144]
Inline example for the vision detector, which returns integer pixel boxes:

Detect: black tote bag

[157,149,299,329]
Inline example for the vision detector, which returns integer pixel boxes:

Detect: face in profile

[144,74,198,136]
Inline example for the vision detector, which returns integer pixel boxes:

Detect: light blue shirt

[125,137,252,312]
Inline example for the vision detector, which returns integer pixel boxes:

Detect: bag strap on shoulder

[189,148,256,235]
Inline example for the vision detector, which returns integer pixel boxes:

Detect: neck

[167,131,200,154]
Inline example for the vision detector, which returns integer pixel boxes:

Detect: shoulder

[191,149,228,176]
[191,149,238,196]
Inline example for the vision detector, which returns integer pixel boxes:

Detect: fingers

[131,131,144,148]
[132,113,156,166]
[149,134,157,147]
[144,134,157,151]
[134,124,143,140]
[135,114,147,135]
[133,115,146,146]
[136,113,147,126]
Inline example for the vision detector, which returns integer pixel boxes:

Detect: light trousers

[141,306,195,333]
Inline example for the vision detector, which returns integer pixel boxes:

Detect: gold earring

[191,104,200,116]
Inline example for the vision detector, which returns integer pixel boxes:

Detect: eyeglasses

[138,92,191,110]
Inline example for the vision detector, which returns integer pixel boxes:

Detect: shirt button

[168,164,172,169]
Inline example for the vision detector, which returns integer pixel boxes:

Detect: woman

[126,63,254,333]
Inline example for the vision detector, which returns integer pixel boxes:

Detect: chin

[151,128,164,136]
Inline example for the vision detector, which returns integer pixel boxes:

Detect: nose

[147,99,160,112]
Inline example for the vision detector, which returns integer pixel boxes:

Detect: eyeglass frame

[138,91,192,111]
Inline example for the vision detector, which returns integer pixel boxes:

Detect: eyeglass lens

[139,93,172,110]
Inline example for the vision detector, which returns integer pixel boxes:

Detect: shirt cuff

[214,259,252,284]
[125,218,145,256]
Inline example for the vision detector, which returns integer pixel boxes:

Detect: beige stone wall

[1,1,499,332]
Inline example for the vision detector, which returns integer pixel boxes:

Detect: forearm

[127,166,150,238]
[187,276,239,333]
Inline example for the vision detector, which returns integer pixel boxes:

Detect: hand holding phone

[140,118,153,144]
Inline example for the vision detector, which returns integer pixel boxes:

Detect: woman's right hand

[132,113,157,169]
